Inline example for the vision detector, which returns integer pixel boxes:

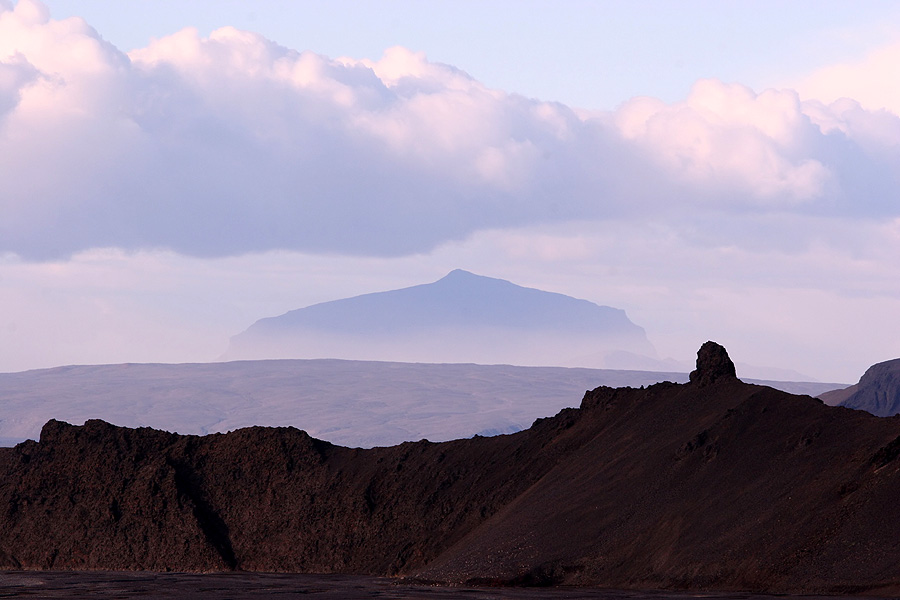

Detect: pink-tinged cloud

[614,82,831,203]
[1,2,899,260]
[795,41,900,116]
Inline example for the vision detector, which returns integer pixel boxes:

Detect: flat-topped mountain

[223,270,657,369]
[820,357,900,416]
[2,343,900,595]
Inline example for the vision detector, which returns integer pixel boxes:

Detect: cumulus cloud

[0,53,36,116]
[795,41,900,116]
[613,83,832,203]
[1,2,899,260]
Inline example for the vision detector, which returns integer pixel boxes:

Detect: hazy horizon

[2,1,900,382]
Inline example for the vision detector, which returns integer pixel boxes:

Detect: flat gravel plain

[0,572,880,600]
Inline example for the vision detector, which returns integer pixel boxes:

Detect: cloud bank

[2,1,900,383]
[1,0,899,260]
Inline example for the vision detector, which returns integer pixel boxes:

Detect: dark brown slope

[417,345,900,593]
[0,416,580,575]
[2,342,900,595]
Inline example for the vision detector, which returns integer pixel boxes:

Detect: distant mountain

[0,359,843,449]
[821,357,900,416]
[0,343,898,594]
[224,269,658,369]
[0,360,685,448]
[0,359,841,447]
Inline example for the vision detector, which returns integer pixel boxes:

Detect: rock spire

[689,341,737,386]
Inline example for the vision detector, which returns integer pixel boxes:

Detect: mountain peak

[434,269,500,286]
[224,270,656,368]
[442,268,474,278]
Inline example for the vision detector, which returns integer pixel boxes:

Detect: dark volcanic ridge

[2,343,900,596]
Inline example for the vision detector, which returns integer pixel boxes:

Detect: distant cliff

[223,269,658,369]
[2,343,900,595]
[827,357,900,416]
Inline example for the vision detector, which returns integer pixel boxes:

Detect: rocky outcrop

[2,344,900,595]
[837,358,900,416]
[689,340,737,386]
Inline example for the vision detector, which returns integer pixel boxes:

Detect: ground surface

[0,571,880,600]
[1,346,887,594]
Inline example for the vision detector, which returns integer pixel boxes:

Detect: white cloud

[0,4,898,260]
[0,53,36,115]
[615,81,834,204]
[2,3,900,384]
[795,40,900,116]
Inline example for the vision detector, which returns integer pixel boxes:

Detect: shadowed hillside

[820,358,900,417]
[1,343,898,595]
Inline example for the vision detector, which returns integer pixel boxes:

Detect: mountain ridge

[826,357,900,416]
[0,358,845,448]
[223,270,658,369]
[1,343,899,594]
[248,269,639,333]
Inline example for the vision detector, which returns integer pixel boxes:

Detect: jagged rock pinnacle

[689,341,737,386]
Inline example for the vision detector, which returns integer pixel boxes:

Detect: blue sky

[41,0,900,109]
[2,0,900,381]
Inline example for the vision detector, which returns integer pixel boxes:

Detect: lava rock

[689,340,737,386]
[3,344,900,596]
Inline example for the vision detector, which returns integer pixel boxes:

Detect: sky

[1,0,900,382]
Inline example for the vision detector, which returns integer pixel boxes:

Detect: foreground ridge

[2,343,900,595]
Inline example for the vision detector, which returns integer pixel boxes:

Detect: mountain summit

[223,270,657,368]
